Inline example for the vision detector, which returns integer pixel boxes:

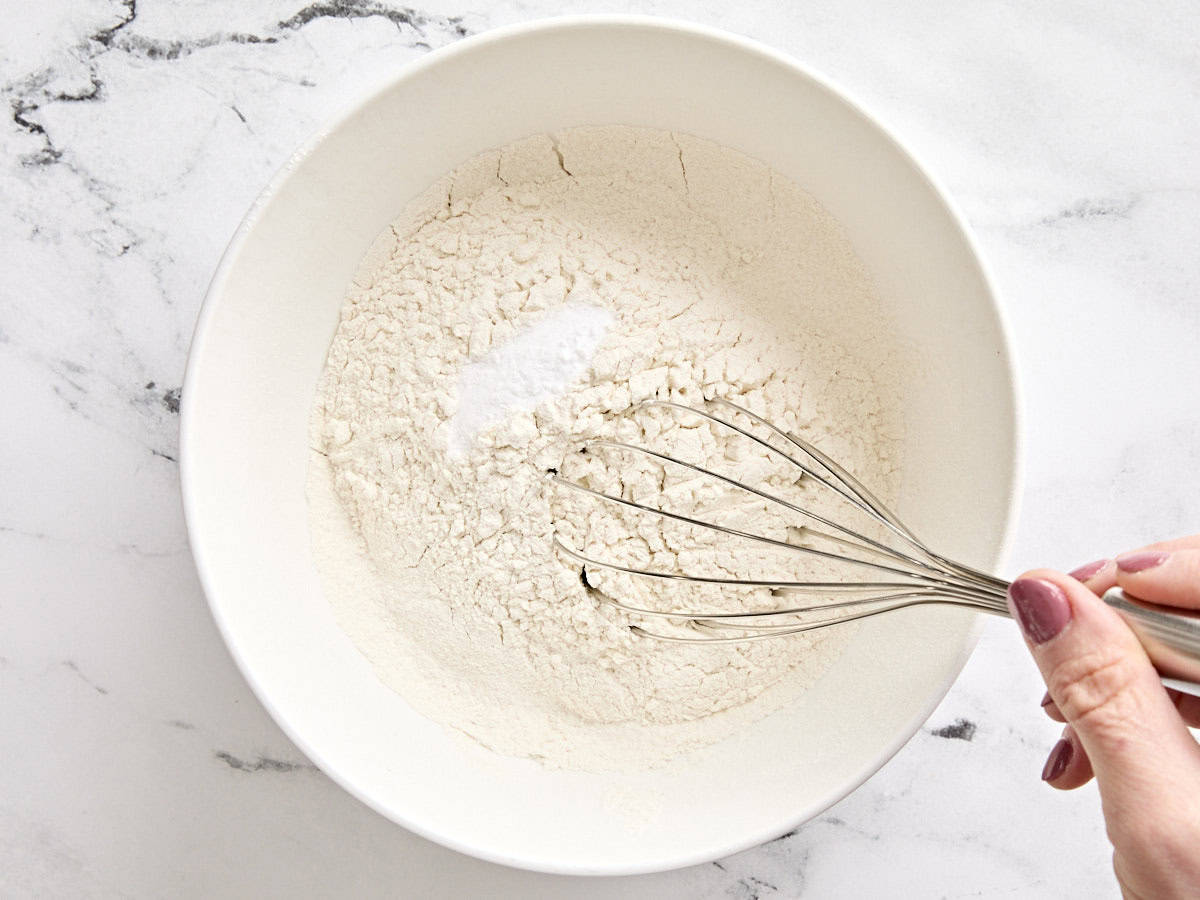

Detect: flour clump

[308,125,899,770]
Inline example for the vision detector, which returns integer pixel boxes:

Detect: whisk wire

[651,399,1012,593]
[558,537,1002,612]
[629,589,1005,645]
[551,475,990,591]
[640,399,968,580]
[705,397,918,540]
[581,438,947,580]
[550,399,1009,643]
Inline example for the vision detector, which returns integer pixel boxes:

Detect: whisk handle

[1103,587,1200,698]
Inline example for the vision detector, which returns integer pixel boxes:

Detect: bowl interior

[182,19,1017,875]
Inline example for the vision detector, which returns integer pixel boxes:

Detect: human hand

[1007,535,1200,899]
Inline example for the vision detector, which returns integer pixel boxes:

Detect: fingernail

[1068,559,1108,582]
[1040,691,1053,708]
[1007,578,1072,644]
[1116,551,1169,573]
[1041,738,1073,782]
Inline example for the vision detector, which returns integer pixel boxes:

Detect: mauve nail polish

[1042,738,1073,782]
[1116,551,1169,573]
[1068,559,1107,582]
[1007,578,1072,644]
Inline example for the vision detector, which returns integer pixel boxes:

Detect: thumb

[1007,570,1200,828]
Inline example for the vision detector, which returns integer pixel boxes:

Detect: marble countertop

[4,1,1198,896]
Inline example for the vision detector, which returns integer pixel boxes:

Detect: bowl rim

[180,13,1024,876]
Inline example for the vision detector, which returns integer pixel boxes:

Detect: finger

[1115,547,1200,609]
[1029,688,1200,729]
[1007,570,1200,828]
[1067,558,1116,595]
[1042,726,1095,790]
[1040,690,1066,723]
[1081,533,1200,598]
[1063,685,1200,729]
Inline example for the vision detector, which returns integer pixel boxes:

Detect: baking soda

[448,293,613,455]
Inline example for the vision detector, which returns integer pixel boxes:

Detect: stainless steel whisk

[550,397,1200,694]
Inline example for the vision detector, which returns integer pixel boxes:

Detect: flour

[308,125,900,770]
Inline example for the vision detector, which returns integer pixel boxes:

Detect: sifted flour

[308,126,900,770]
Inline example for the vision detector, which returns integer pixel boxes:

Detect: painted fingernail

[1042,738,1073,782]
[1040,691,1054,708]
[1116,551,1169,573]
[1007,578,1072,644]
[1068,559,1108,582]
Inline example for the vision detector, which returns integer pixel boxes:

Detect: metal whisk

[549,397,1200,694]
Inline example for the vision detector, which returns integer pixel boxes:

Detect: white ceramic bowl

[182,17,1019,875]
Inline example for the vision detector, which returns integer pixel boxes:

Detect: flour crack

[670,132,689,194]
[549,135,574,177]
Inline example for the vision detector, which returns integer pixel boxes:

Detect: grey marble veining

[4,1,1198,896]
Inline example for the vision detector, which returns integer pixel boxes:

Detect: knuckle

[1046,648,1143,737]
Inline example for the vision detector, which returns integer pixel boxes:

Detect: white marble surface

[3,1,1198,896]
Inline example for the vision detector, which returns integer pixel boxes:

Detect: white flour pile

[308,126,901,770]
